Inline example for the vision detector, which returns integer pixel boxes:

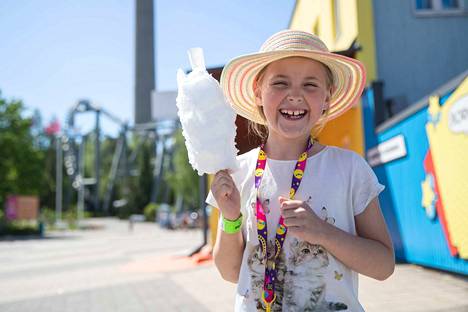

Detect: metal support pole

[55,135,63,225]
[121,126,130,198]
[163,147,175,204]
[77,137,85,227]
[189,174,208,256]
[95,110,101,213]
[200,174,208,246]
[150,136,165,203]
[103,132,125,213]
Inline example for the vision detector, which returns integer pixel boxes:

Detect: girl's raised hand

[279,196,326,244]
[211,170,241,220]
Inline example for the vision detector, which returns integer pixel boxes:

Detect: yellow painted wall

[425,77,468,258]
[319,106,364,155]
[356,0,377,82]
[290,0,358,53]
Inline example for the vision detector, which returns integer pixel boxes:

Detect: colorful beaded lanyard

[255,137,314,312]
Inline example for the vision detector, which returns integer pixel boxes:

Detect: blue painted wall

[362,88,468,275]
[372,0,468,111]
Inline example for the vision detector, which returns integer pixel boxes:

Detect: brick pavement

[0,218,466,312]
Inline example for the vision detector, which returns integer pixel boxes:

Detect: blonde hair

[248,58,334,142]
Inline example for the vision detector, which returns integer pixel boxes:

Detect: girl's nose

[287,95,303,105]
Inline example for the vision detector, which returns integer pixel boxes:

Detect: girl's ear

[253,79,263,106]
[323,86,333,112]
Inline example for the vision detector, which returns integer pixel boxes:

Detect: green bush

[0,219,40,236]
[0,209,6,232]
[39,207,91,230]
[143,202,159,222]
[40,207,56,226]
[63,209,77,229]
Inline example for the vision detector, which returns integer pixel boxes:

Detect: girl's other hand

[279,196,326,243]
[212,170,241,220]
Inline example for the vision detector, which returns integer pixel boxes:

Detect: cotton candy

[176,48,239,176]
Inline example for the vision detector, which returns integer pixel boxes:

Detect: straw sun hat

[220,30,366,125]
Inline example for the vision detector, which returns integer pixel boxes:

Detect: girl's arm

[213,222,245,283]
[281,196,395,281]
[211,170,245,283]
[318,198,394,280]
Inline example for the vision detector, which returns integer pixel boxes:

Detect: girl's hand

[279,196,327,244]
[211,170,241,220]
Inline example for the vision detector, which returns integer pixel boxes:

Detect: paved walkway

[0,218,466,311]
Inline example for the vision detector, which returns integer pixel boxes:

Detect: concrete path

[0,218,466,311]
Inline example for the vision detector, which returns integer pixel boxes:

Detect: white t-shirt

[206,145,385,312]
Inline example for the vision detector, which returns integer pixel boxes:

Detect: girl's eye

[304,83,318,87]
[272,81,287,86]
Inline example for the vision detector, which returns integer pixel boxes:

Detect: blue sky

[0,0,295,135]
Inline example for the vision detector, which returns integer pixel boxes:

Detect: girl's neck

[264,134,313,160]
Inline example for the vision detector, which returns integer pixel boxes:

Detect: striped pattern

[261,30,329,52]
[221,30,366,125]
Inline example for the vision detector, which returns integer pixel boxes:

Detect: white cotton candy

[176,47,239,176]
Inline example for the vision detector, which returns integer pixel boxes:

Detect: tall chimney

[134,0,155,124]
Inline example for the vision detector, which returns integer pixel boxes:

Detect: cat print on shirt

[283,239,348,311]
[247,238,348,311]
[247,202,348,311]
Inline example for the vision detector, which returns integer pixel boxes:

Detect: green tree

[124,136,153,217]
[0,91,44,209]
[164,129,199,211]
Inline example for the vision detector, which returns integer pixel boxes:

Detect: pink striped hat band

[220,30,367,125]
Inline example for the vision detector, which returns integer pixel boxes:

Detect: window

[441,0,460,8]
[414,0,467,16]
[416,0,433,9]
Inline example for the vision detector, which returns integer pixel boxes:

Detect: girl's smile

[279,109,307,120]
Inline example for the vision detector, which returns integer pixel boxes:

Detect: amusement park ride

[54,99,178,227]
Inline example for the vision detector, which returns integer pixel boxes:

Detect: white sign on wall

[152,90,178,121]
[367,134,407,167]
[448,95,468,134]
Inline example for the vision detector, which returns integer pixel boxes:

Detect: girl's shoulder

[323,145,379,185]
[319,145,374,178]
[319,145,364,164]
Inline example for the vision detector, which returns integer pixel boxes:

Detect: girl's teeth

[280,109,305,116]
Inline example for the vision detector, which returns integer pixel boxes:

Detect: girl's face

[254,57,331,142]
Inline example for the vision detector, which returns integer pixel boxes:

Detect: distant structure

[135,0,155,124]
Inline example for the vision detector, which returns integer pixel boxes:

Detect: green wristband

[222,213,243,234]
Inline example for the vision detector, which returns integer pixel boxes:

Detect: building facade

[373,0,468,116]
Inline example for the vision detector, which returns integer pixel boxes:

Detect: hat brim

[221,49,367,125]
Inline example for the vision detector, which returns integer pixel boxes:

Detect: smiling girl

[207,30,394,312]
